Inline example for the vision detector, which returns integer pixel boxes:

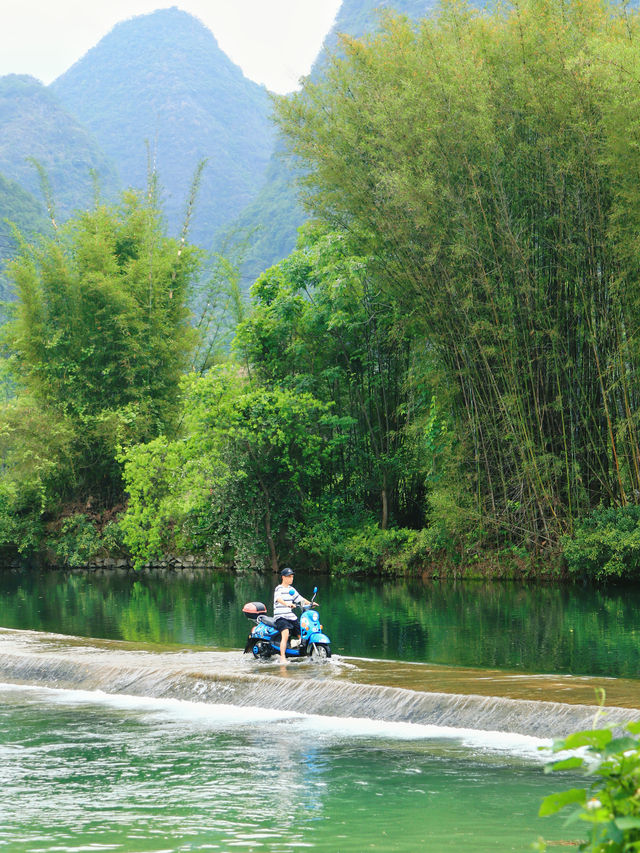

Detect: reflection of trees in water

[321,577,640,677]
[0,569,252,647]
[0,570,639,676]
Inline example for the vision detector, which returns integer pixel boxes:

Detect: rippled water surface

[0,684,577,853]
[0,568,627,851]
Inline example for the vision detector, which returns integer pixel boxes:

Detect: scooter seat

[257,615,277,628]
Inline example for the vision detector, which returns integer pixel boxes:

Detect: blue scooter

[242,586,331,660]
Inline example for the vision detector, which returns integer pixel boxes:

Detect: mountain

[0,74,119,297]
[1,2,449,294]
[224,140,302,286]
[0,172,50,265]
[322,0,434,48]
[0,74,119,222]
[51,7,276,250]
[226,0,438,286]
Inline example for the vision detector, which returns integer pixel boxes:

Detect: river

[2,567,638,851]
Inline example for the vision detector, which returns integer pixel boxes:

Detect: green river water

[2,568,639,851]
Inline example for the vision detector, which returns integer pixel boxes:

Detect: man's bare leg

[279,627,290,663]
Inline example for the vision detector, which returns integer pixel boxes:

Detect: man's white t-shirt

[273,584,303,621]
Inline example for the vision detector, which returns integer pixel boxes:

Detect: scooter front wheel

[308,642,331,660]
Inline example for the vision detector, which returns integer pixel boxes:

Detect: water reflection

[0,567,639,678]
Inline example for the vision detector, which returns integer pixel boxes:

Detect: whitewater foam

[2,628,638,742]
[0,681,549,759]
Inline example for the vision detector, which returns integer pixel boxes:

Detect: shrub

[339,522,410,575]
[47,514,102,567]
[562,506,640,582]
[46,513,126,568]
[295,509,435,575]
[0,478,44,555]
[536,721,640,851]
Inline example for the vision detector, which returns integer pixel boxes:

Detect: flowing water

[0,681,568,853]
[2,568,639,851]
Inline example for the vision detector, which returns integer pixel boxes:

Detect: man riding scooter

[242,577,331,660]
[273,568,314,663]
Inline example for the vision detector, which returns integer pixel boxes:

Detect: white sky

[0,0,342,93]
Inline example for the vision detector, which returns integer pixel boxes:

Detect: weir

[2,627,639,738]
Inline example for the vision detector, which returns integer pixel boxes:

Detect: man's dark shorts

[274,616,300,637]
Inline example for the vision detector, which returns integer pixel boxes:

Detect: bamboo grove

[275,0,640,549]
[6,0,640,574]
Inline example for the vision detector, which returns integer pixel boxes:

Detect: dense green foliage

[0,187,199,556]
[116,218,450,572]
[119,365,341,569]
[6,0,640,577]
[562,506,640,582]
[276,0,640,556]
[537,722,640,851]
[0,172,51,299]
[235,223,433,530]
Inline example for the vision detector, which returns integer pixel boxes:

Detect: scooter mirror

[313,586,318,595]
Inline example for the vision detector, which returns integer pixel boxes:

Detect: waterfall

[2,628,638,737]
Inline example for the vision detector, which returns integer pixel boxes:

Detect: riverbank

[0,555,568,582]
[1,541,568,582]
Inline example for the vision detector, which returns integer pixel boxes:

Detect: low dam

[2,627,638,739]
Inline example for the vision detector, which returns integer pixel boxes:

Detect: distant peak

[0,73,46,89]
[111,6,214,33]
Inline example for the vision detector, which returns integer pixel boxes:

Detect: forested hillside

[51,8,275,250]
[0,75,119,222]
[0,174,50,301]
[321,0,436,47]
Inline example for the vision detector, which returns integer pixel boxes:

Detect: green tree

[120,365,340,570]
[235,223,432,532]
[118,366,241,568]
[221,383,339,570]
[0,187,200,552]
[275,0,640,552]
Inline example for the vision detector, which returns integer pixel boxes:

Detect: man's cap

[281,567,294,576]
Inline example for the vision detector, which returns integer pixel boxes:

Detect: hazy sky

[1,0,342,93]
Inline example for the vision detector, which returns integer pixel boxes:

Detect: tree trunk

[381,475,388,530]
[263,499,279,573]
[255,470,279,572]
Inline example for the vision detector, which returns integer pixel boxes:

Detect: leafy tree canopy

[119,365,341,570]
[0,186,200,544]
[276,0,640,548]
